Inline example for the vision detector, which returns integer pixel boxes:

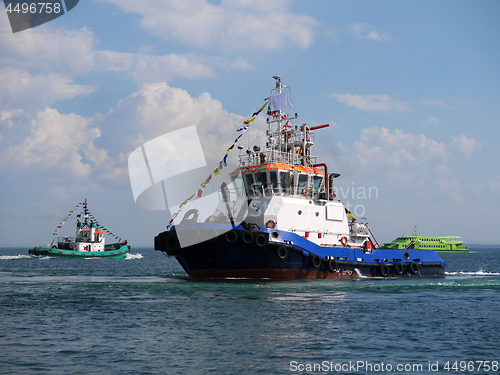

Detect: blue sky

[1,0,499,247]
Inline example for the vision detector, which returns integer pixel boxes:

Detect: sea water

[1,247,499,374]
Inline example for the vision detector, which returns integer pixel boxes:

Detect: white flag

[270,92,293,111]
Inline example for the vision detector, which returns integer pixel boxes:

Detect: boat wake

[354,268,368,278]
[0,254,34,260]
[446,270,500,276]
[125,253,143,260]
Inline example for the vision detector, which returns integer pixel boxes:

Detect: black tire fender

[242,231,254,244]
[379,264,389,277]
[225,230,238,243]
[255,233,268,247]
[327,259,337,273]
[410,262,419,274]
[276,246,287,260]
[394,262,404,275]
[310,254,321,269]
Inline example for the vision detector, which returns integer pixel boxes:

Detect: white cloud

[354,127,455,169]
[93,50,224,82]
[92,50,135,72]
[98,0,318,51]
[488,175,500,192]
[103,82,246,165]
[0,68,95,110]
[0,23,97,109]
[1,81,255,189]
[452,134,481,158]
[330,93,410,113]
[348,23,393,41]
[6,108,107,178]
[1,109,24,127]
[350,128,480,197]
[130,53,216,82]
[426,117,441,125]
[0,25,96,76]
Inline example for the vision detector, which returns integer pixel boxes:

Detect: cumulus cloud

[0,22,96,76]
[93,50,224,83]
[1,109,24,127]
[353,127,474,169]
[348,23,393,41]
[334,127,483,215]
[426,117,441,126]
[2,80,255,189]
[98,0,318,51]
[7,108,107,178]
[0,68,95,110]
[330,93,410,113]
[452,134,481,158]
[101,82,246,165]
[0,17,99,109]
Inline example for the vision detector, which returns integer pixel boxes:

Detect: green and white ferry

[381,231,468,253]
[29,200,130,258]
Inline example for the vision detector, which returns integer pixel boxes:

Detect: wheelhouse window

[231,175,244,197]
[298,174,308,191]
[269,171,279,194]
[255,171,268,195]
[312,175,323,194]
[280,171,291,194]
[244,173,254,196]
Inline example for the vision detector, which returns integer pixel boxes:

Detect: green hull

[29,243,130,259]
[380,235,468,253]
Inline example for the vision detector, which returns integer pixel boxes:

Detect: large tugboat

[29,200,130,258]
[154,77,446,278]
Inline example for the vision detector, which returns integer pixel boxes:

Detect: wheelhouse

[232,163,325,199]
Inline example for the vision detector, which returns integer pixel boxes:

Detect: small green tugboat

[29,200,130,258]
[380,227,468,253]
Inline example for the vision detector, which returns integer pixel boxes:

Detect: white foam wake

[445,270,500,276]
[0,254,33,260]
[125,253,143,260]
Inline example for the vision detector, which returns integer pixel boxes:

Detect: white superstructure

[212,76,377,249]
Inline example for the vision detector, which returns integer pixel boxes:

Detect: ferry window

[280,171,291,194]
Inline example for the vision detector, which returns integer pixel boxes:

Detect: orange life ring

[340,236,348,246]
[266,220,276,229]
[301,186,310,196]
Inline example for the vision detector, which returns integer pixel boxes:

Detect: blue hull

[155,224,446,279]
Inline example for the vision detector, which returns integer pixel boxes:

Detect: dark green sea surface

[1,247,499,374]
